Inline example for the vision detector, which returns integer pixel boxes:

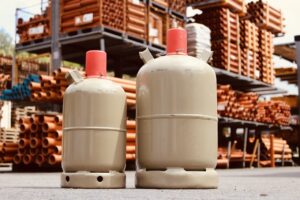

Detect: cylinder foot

[136,168,218,189]
[61,171,125,188]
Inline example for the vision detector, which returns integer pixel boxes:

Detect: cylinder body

[62,78,126,172]
[136,55,218,170]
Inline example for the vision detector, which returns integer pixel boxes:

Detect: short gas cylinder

[61,50,127,188]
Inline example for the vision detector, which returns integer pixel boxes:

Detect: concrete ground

[0,167,299,200]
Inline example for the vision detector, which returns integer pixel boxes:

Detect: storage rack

[10,0,298,169]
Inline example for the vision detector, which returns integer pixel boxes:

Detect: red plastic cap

[85,50,107,77]
[167,28,187,55]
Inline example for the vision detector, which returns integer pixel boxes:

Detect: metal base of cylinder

[136,168,218,189]
[61,171,125,188]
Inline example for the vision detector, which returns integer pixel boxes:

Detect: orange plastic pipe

[42,146,62,155]
[35,154,46,166]
[3,147,18,153]
[13,154,23,164]
[127,129,136,133]
[48,154,62,165]
[19,138,30,148]
[30,123,39,133]
[23,154,33,165]
[3,143,19,148]
[30,147,40,156]
[126,133,136,142]
[30,92,39,101]
[126,153,136,160]
[30,138,42,148]
[38,115,56,124]
[2,156,14,162]
[54,115,63,124]
[29,116,39,124]
[126,92,136,100]
[18,147,27,155]
[126,143,136,153]
[127,120,136,129]
[39,75,53,82]
[107,76,136,86]
[38,91,47,99]
[42,137,61,148]
[19,117,31,124]
[127,99,136,106]
[43,130,62,139]
[42,122,61,132]
[29,82,41,91]
[58,67,72,74]
[19,123,31,133]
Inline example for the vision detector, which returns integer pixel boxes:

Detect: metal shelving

[14,1,287,94]
[219,116,291,130]
[214,68,286,94]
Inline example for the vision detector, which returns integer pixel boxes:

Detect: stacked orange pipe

[14,113,63,166]
[31,67,137,108]
[126,120,136,161]
[0,142,19,163]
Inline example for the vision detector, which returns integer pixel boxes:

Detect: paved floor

[0,167,299,199]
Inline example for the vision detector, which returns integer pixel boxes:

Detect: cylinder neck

[166,28,187,55]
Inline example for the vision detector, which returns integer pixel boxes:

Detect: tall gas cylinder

[61,50,127,188]
[136,28,218,188]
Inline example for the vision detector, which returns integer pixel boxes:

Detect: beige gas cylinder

[136,28,218,188]
[61,50,127,188]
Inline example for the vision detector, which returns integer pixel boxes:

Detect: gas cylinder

[136,28,218,188]
[61,50,127,188]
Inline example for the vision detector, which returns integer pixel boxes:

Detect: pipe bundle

[260,135,292,166]
[240,19,259,80]
[0,73,11,90]
[247,0,285,35]
[30,68,69,103]
[168,0,186,16]
[256,101,291,126]
[218,85,258,121]
[194,8,241,74]
[14,114,62,166]
[258,30,274,84]
[61,0,125,33]
[126,0,147,40]
[30,67,137,107]
[0,74,40,101]
[187,0,246,16]
[217,85,291,125]
[17,7,51,44]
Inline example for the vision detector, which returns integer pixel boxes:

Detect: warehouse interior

[0,0,300,198]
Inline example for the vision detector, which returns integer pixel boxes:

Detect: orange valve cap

[167,28,187,55]
[85,50,107,77]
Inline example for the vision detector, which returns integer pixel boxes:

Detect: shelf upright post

[295,35,300,155]
[256,128,263,168]
[242,127,248,168]
[257,140,260,168]
[227,139,231,169]
[51,0,61,72]
[12,8,19,86]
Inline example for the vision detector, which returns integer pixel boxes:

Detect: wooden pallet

[0,128,19,143]
[0,163,13,171]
